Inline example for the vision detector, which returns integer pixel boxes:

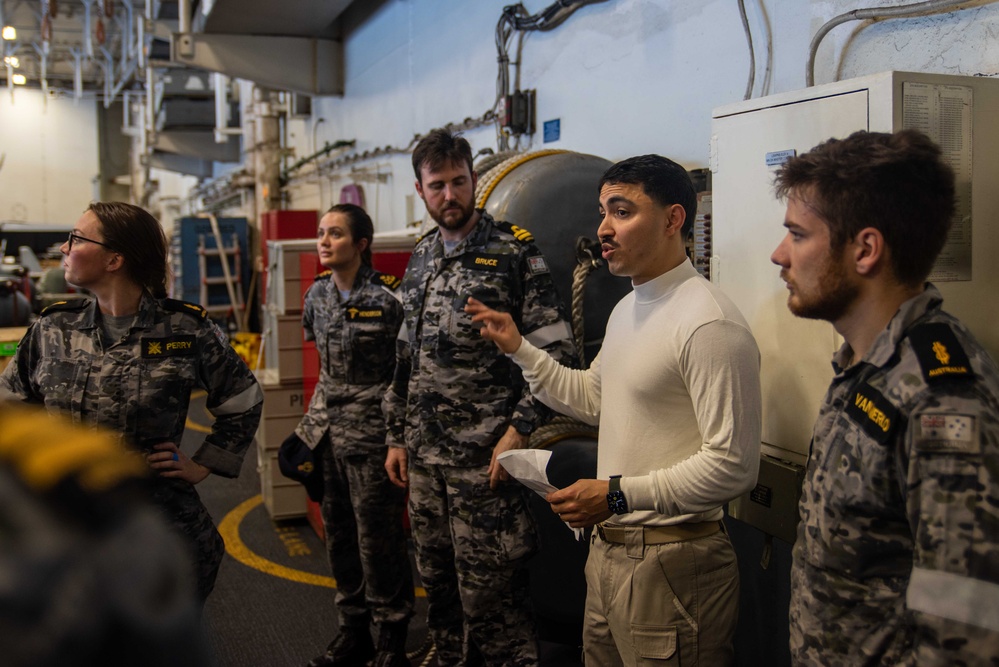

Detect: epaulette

[162,298,208,320]
[416,227,439,244]
[908,322,974,383]
[314,270,333,281]
[497,220,535,243]
[373,272,401,290]
[40,298,89,316]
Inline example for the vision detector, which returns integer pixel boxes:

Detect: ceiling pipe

[99,44,113,102]
[214,72,241,143]
[81,0,94,59]
[115,0,131,64]
[70,46,83,101]
[136,5,144,68]
[144,0,154,163]
[179,0,191,35]
[30,42,50,98]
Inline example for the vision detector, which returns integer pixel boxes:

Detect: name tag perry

[142,335,197,357]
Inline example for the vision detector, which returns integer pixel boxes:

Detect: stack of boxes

[255,234,321,520]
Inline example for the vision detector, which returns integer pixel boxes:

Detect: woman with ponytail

[0,201,263,604]
[292,204,414,667]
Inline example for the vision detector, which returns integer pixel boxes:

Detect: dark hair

[412,128,474,183]
[599,154,698,237]
[325,203,374,267]
[774,129,955,287]
[88,202,169,298]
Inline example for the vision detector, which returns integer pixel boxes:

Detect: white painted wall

[282,0,999,232]
[4,0,999,235]
[0,89,99,225]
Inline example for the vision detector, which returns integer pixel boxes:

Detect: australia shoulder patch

[908,322,974,383]
[162,298,208,320]
[914,412,980,455]
[527,255,550,275]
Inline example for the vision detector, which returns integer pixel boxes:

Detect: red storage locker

[260,210,318,301]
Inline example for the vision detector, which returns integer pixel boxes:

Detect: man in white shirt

[466,154,762,666]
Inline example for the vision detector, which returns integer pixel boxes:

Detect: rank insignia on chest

[462,253,510,273]
[845,382,898,444]
[142,335,196,357]
[346,307,385,321]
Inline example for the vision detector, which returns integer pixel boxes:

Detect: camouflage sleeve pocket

[910,411,981,571]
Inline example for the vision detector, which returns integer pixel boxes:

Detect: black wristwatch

[511,418,533,437]
[606,475,629,514]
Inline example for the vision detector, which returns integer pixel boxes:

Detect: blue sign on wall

[543,118,561,143]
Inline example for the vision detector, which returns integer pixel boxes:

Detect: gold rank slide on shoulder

[142,335,197,357]
[909,323,973,382]
[162,298,208,320]
[509,223,535,243]
[376,273,401,290]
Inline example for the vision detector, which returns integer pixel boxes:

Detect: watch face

[607,490,628,515]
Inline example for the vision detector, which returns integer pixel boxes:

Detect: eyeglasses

[67,232,115,252]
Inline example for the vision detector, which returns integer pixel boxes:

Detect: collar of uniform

[77,291,159,331]
[350,263,375,293]
[132,291,161,330]
[435,209,491,258]
[833,283,943,374]
[76,297,101,330]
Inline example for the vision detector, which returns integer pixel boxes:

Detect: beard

[786,256,859,322]
[428,197,476,231]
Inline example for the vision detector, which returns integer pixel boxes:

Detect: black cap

[277,432,324,502]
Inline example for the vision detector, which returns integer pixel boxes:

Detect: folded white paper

[498,449,585,540]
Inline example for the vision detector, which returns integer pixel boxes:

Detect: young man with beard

[466,154,762,666]
[770,129,999,665]
[383,128,576,666]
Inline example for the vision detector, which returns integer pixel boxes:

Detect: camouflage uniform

[790,285,999,665]
[0,293,263,601]
[384,212,577,666]
[0,403,211,667]
[295,265,414,630]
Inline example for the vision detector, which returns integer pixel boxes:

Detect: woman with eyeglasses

[0,201,263,604]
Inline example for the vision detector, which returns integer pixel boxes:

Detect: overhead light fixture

[12,73,26,85]
[1,26,15,41]
[3,56,19,68]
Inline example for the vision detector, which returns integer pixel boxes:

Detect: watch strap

[606,475,628,514]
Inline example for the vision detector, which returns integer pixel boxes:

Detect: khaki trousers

[583,524,739,666]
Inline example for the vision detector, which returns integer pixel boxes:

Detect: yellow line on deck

[218,494,426,596]
[219,495,339,588]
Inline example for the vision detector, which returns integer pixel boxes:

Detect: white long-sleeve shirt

[511,259,762,526]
